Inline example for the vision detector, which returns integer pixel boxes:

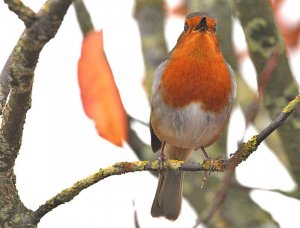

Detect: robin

[150,12,236,220]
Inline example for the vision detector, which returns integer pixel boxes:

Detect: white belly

[151,99,232,149]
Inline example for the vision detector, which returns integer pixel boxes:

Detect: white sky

[0,0,300,227]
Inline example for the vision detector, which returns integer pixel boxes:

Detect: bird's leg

[158,142,168,173]
[200,147,213,189]
[201,147,213,174]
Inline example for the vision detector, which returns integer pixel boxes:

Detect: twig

[228,94,300,170]
[240,46,280,144]
[128,115,149,127]
[32,93,300,223]
[127,114,151,160]
[194,171,235,227]
[31,159,215,222]
[4,0,37,27]
[132,200,140,228]
[73,0,94,36]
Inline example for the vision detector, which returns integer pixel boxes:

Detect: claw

[200,147,213,188]
[201,147,213,173]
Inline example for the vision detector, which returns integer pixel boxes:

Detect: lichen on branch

[4,0,37,27]
[0,0,74,226]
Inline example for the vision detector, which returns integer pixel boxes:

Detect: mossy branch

[4,0,37,27]
[0,0,73,226]
[1,0,73,170]
[32,94,300,222]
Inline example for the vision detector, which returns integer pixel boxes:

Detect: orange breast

[160,34,232,112]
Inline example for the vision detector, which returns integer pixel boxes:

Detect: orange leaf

[78,30,127,147]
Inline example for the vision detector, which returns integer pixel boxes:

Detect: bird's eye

[184,23,189,31]
[213,25,216,33]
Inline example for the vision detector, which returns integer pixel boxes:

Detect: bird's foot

[200,147,213,189]
[157,142,169,174]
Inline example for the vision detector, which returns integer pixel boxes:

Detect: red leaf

[78,30,127,147]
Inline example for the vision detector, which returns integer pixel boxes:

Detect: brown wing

[150,122,162,153]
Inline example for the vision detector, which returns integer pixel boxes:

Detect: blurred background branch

[134,0,168,98]
[73,0,94,36]
[233,0,300,197]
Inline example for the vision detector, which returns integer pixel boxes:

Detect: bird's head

[174,13,219,55]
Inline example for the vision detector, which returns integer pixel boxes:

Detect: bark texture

[0,0,73,226]
[234,0,300,194]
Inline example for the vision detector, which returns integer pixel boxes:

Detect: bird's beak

[195,17,208,32]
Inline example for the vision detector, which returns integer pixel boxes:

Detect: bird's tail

[151,145,193,220]
[151,169,184,220]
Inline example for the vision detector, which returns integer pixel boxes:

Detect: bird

[149,12,236,220]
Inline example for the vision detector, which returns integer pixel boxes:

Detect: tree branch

[32,93,300,222]
[4,0,37,27]
[227,94,300,170]
[1,0,73,171]
[0,0,73,226]
[233,0,300,192]
[0,52,13,115]
[134,0,168,98]
[73,0,94,36]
